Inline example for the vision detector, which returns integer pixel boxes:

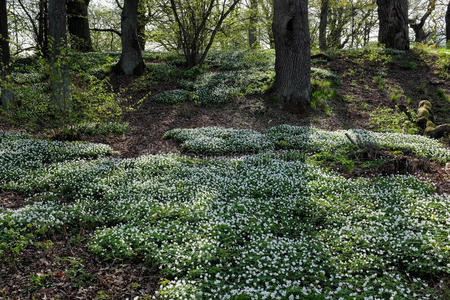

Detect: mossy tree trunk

[114,0,144,76]
[273,0,311,113]
[376,0,409,50]
[248,0,259,49]
[49,0,71,112]
[67,0,93,52]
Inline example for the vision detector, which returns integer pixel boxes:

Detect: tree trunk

[114,0,144,76]
[376,0,409,50]
[319,0,328,51]
[446,1,450,48]
[248,0,258,48]
[1,0,13,107]
[273,0,311,113]
[410,24,427,42]
[137,0,147,51]
[38,0,49,56]
[0,0,9,69]
[67,0,93,52]
[49,0,71,112]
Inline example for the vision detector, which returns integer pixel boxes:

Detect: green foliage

[311,67,340,84]
[62,257,94,287]
[147,63,181,82]
[152,90,193,105]
[29,273,53,291]
[373,73,386,90]
[1,54,124,130]
[369,107,418,134]
[433,88,449,103]
[70,77,123,124]
[57,122,129,139]
[413,44,449,80]
[310,79,337,116]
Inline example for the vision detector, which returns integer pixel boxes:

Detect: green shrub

[369,107,418,134]
[152,90,193,104]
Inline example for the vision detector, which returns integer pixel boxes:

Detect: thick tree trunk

[67,0,93,52]
[49,0,71,112]
[446,1,450,48]
[377,0,409,50]
[38,0,49,56]
[319,0,328,51]
[1,0,13,107]
[248,0,258,48]
[114,0,144,76]
[273,0,311,113]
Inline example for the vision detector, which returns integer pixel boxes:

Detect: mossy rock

[417,107,430,119]
[418,100,432,110]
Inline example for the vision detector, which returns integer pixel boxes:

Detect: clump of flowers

[0,128,448,299]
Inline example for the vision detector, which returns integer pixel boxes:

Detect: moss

[418,100,432,110]
[417,107,430,119]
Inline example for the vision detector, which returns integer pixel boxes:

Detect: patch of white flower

[165,125,450,162]
[0,130,448,299]
[0,130,113,188]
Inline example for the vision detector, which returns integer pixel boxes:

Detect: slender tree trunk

[67,0,93,52]
[1,0,13,107]
[410,24,426,42]
[0,0,9,70]
[319,0,328,51]
[248,0,258,48]
[446,1,450,48]
[376,0,409,50]
[137,0,147,51]
[38,0,49,56]
[49,0,71,112]
[273,0,311,113]
[137,22,146,51]
[114,0,144,76]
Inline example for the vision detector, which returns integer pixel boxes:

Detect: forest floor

[0,48,449,299]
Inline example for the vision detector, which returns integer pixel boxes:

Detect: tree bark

[446,1,450,48]
[137,0,147,51]
[49,0,71,112]
[38,0,49,56]
[319,0,328,51]
[0,0,9,69]
[248,0,258,48]
[376,0,409,50]
[273,0,311,113]
[114,0,144,76]
[1,0,13,107]
[67,0,93,52]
